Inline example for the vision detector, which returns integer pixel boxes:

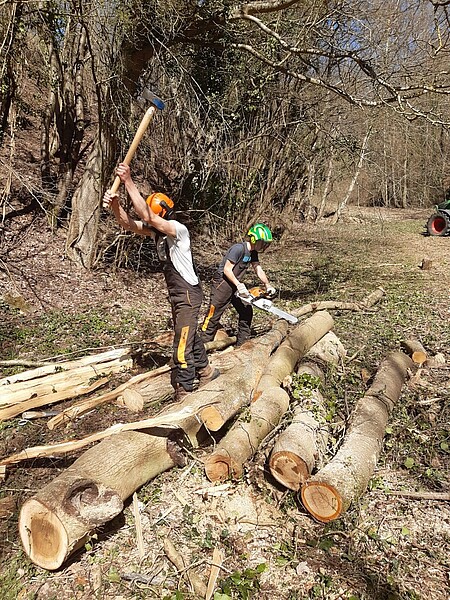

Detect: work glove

[265,285,277,299]
[236,282,251,299]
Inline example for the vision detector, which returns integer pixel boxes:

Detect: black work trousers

[201,278,253,346]
[165,269,209,392]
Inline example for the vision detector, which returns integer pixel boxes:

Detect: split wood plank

[47,335,237,430]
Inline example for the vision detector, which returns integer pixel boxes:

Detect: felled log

[304,331,347,366]
[17,326,286,570]
[268,363,327,491]
[270,332,347,490]
[301,351,414,522]
[292,287,385,318]
[204,311,335,482]
[197,322,288,430]
[401,338,427,366]
[269,331,346,491]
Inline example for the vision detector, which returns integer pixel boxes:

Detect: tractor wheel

[426,212,450,236]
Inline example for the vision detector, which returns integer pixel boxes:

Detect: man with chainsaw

[103,163,219,401]
[201,224,276,346]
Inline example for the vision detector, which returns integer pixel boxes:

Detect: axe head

[139,88,165,110]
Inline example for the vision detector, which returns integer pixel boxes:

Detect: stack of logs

[0,289,426,571]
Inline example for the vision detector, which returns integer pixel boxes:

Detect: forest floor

[0,205,449,600]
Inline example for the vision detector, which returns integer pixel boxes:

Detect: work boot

[174,385,190,402]
[197,364,220,387]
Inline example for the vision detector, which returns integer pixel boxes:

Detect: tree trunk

[65,135,106,268]
[204,311,334,482]
[267,332,346,490]
[301,351,414,522]
[332,127,371,224]
[19,430,177,570]
[291,287,385,319]
[401,338,427,366]
[316,153,333,221]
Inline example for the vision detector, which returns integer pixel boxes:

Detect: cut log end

[411,351,427,366]
[269,451,310,491]
[204,452,241,483]
[19,499,69,570]
[200,405,224,431]
[301,481,343,523]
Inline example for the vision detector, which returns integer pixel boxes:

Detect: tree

[1,0,449,267]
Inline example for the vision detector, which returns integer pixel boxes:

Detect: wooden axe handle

[109,105,158,195]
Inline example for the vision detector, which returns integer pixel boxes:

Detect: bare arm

[223,260,241,287]
[102,192,154,236]
[115,163,176,237]
[252,262,271,288]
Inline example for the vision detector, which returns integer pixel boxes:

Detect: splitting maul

[238,287,298,324]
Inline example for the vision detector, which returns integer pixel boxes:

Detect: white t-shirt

[151,221,199,286]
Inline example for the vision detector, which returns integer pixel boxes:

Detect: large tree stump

[17,325,287,570]
[204,311,335,482]
[301,351,414,522]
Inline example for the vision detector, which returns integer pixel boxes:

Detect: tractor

[426,197,450,236]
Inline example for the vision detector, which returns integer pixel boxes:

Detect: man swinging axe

[103,95,218,401]
[103,166,219,400]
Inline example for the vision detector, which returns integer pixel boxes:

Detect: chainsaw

[238,287,298,324]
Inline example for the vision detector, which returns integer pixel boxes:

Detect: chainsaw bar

[239,294,298,324]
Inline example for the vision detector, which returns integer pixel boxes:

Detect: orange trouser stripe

[177,326,189,369]
[202,305,216,331]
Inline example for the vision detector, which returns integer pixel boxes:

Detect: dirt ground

[0,205,449,600]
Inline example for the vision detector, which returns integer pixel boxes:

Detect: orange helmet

[146,192,174,218]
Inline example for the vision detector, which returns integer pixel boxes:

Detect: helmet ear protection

[146,193,174,219]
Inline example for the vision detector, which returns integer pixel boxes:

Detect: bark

[304,331,346,367]
[204,311,334,482]
[301,351,414,522]
[65,135,105,268]
[17,325,286,570]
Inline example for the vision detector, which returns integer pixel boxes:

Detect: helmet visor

[255,240,271,252]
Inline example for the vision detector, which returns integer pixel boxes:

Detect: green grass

[0,306,154,366]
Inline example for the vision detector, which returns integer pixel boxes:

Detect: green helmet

[247,223,273,244]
